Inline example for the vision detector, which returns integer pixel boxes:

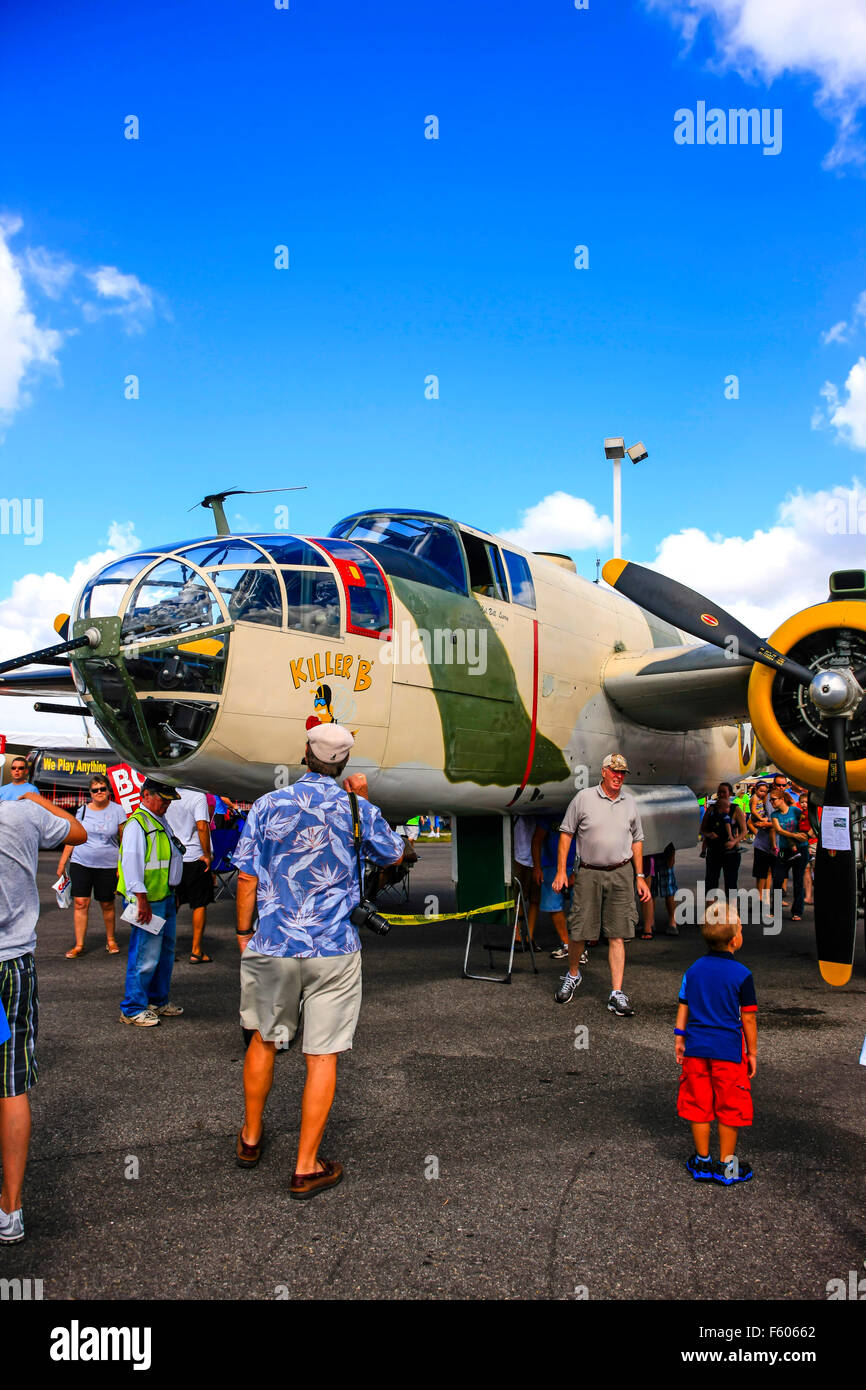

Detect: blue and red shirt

[678,952,757,1063]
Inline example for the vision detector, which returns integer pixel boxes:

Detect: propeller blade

[602,559,814,686]
[813,717,857,986]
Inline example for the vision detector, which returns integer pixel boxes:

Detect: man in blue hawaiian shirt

[234,722,404,1199]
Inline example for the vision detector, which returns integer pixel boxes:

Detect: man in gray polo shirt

[552,753,650,1016]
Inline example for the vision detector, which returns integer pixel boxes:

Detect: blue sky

[2,0,866,650]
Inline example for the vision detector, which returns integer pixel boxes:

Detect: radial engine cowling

[748,599,866,795]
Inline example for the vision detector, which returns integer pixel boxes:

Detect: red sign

[106,763,146,817]
[0,736,6,754]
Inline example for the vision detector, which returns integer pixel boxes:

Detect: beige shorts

[239,949,362,1054]
[566,863,638,942]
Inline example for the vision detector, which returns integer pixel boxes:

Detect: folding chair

[366,856,413,906]
[211,826,241,899]
[462,877,539,984]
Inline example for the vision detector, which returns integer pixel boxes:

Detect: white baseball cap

[306,723,354,764]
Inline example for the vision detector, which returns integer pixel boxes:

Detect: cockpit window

[121,560,222,642]
[461,531,507,600]
[282,570,341,636]
[79,555,159,619]
[177,540,267,568]
[332,514,466,592]
[246,537,324,567]
[316,538,391,636]
[212,569,283,627]
[502,550,536,609]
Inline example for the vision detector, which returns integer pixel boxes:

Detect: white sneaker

[152,1002,184,1017]
[0,1206,24,1243]
[120,1009,160,1027]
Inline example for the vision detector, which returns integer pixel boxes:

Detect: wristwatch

[636,873,646,879]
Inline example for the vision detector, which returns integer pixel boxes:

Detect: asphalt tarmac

[3,844,864,1302]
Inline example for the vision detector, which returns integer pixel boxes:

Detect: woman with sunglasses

[57,777,127,957]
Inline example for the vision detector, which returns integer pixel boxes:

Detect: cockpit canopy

[329,510,537,608]
[77,535,343,638]
[72,533,393,769]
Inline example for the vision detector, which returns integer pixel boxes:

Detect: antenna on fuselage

[190,486,308,537]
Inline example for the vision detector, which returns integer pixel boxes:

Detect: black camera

[350,899,391,936]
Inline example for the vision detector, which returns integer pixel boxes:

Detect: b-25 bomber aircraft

[2,497,863,985]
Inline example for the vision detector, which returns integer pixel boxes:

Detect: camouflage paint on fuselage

[390,577,569,788]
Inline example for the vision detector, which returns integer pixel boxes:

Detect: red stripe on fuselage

[507,618,539,808]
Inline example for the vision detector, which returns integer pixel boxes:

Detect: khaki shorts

[239,949,362,1054]
[566,863,638,942]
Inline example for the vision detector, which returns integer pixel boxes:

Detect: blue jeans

[120,896,177,1017]
[772,849,806,918]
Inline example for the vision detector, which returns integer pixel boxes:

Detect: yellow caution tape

[380,898,515,925]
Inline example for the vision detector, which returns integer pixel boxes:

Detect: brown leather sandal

[290,1158,343,1200]
[236,1128,264,1168]
[65,945,85,958]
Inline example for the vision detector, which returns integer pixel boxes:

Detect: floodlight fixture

[627,441,648,464]
[604,437,625,460]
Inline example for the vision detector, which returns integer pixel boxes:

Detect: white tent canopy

[0,693,110,754]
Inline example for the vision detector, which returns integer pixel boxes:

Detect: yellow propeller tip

[53,613,70,636]
[818,960,853,987]
[601,559,628,587]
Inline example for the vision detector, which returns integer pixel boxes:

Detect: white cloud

[821,320,849,346]
[815,357,866,448]
[22,247,77,300]
[820,289,866,347]
[83,266,157,334]
[0,522,140,665]
[500,491,613,554]
[648,0,866,167]
[0,217,163,426]
[0,217,64,426]
[647,480,866,635]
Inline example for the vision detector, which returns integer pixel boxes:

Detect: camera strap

[348,791,364,900]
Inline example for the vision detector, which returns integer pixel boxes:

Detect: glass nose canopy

[72,537,349,770]
[74,554,233,767]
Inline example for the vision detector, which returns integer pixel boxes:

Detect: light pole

[604,438,648,558]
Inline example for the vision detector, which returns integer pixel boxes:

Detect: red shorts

[677,1055,753,1127]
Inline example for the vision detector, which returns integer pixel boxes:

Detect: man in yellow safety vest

[118,779,185,1028]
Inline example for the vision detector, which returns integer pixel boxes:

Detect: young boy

[675,902,757,1184]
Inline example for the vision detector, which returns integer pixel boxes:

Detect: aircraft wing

[602,643,751,731]
[0,689,109,752]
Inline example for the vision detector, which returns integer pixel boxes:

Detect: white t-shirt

[70,801,127,869]
[165,789,210,862]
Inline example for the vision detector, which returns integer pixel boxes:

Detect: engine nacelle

[748,598,866,794]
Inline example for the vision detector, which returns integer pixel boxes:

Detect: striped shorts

[0,954,39,1098]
